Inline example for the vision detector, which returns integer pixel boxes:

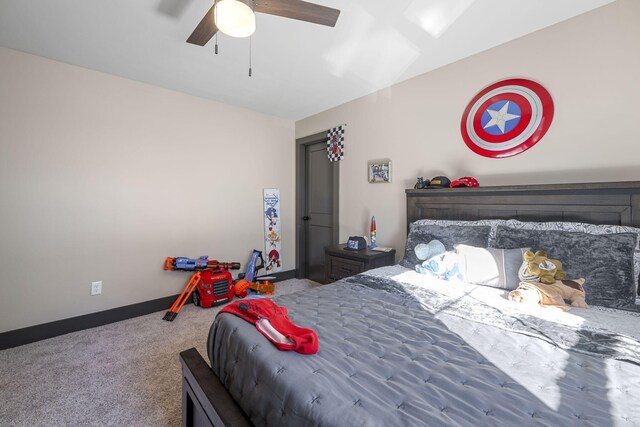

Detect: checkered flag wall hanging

[327,125,345,162]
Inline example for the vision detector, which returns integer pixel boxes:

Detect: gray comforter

[208,266,640,426]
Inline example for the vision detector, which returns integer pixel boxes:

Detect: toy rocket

[369,216,377,249]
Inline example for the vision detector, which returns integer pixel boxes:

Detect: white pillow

[456,245,529,290]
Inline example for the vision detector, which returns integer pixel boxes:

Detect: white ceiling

[0,0,615,120]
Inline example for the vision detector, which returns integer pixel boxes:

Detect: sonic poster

[263,188,282,273]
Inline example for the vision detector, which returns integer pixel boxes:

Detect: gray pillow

[401,223,491,268]
[456,245,528,290]
[499,219,640,297]
[494,226,638,310]
[409,219,506,246]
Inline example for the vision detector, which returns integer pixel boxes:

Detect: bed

[180,181,640,427]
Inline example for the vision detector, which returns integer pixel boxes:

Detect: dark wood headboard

[406,181,640,231]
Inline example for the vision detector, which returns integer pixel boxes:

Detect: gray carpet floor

[0,278,319,426]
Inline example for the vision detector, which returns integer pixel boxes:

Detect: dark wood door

[304,142,335,283]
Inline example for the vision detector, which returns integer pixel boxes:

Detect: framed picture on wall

[368,159,392,183]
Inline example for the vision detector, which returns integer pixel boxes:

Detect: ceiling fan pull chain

[214,5,219,54]
[249,36,253,77]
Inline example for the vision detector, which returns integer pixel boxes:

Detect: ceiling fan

[186,0,341,45]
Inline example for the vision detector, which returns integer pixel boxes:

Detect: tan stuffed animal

[508,279,589,310]
[519,250,566,284]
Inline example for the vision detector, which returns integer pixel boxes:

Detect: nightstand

[324,244,396,283]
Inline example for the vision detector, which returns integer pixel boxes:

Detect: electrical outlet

[91,281,102,296]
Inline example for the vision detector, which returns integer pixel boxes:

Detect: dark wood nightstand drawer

[328,257,364,280]
[324,244,396,283]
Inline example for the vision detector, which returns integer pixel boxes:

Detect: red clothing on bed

[220,299,319,354]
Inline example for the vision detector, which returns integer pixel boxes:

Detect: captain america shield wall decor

[460,78,554,158]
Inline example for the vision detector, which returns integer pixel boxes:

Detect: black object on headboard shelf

[406,181,640,231]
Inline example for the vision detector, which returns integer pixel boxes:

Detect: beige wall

[296,0,640,259]
[0,47,294,333]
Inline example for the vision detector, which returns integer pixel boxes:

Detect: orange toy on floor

[249,277,276,295]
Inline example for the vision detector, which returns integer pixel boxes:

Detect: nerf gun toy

[163,256,240,321]
[234,250,265,298]
[237,250,264,282]
[234,250,278,297]
[163,272,202,322]
[164,256,240,271]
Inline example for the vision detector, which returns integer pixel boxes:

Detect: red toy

[450,176,480,188]
[195,268,234,308]
[163,256,240,321]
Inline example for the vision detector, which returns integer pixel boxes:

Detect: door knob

[302,216,310,221]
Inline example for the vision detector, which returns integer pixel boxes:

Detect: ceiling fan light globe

[215,0,256,38]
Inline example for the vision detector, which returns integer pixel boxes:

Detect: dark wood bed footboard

[180,348,252,427]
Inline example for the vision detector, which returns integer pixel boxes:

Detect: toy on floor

[249,276,276,295]
[162,256,241,321]
[164,256,240,272]
[237,250,264,282]
[234,250,265,298]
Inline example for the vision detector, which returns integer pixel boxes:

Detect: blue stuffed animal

[414,240,446,262]
[415,251,464,281]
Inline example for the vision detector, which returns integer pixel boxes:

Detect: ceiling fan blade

[254,0,340,27]
[186,4,218,46]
